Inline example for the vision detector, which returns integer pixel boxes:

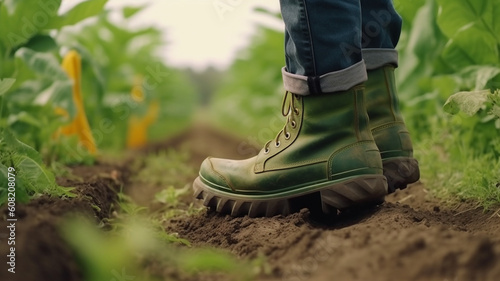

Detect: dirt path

[132,125,500,281]
[2,125,499,281]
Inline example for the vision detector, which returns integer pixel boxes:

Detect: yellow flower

[131,75,145,102]
[127,100,159,149]
[56,50,97,154]
[126,75,160,149]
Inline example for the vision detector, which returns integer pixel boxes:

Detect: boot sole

[193,175,387,217]
[383,157,420,193]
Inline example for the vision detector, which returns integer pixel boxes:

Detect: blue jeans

[280,0,402,95]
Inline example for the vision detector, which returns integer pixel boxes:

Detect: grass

[414,115,500,210]
[131,148,196,188]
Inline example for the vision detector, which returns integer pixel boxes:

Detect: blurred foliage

[62,215,256,281]
[62,171,255,281]
[0,1,198,204]
[56,8,197,151]
[396,0,500,207]
[0,0,108,205]
[132,148,195,188]
[130,148,202,219]
[210,22,285,146]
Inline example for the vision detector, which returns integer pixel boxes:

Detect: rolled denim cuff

[282,60,367,95]
[362,49,398,70]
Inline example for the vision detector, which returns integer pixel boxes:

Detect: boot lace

[264,92,300,154]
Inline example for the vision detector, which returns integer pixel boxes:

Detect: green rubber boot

[365,66,420,193]
[193,85,387,217]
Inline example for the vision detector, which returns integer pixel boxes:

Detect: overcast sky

[61,0,282,70]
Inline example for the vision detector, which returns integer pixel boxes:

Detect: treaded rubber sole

[193,175,387,217]
[383,157,420,193]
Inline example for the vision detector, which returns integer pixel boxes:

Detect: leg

[280,0,366,94]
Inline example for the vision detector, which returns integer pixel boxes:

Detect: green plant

[154,185,190,208]
[0,0,108,205]
[0,128,74,205]
[56,9,198,150]
[63,216,256,281]
[132,149,196,188]
[395,0,500,207]
[0,0,106,152]
[61,193,255,281]
[1,1,199,204]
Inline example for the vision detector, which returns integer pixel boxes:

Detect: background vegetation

[0,0,499,280]
[0,0,197,204]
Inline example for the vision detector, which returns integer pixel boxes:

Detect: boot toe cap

[199,157,234,191]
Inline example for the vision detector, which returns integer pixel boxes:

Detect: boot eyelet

[264,147,270,154]
[285,132,291,140]
[291,121,296,128]
[275,141,281,148]
[294,108,299,115]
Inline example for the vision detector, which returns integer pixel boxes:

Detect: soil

[2,124,500,281]
[0,163,125,281]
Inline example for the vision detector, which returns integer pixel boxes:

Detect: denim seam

[301,0,317,76]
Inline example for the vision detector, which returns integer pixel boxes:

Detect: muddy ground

[1,125,500,281]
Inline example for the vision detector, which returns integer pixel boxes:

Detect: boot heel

[320,175,387,213]
[383,157,420,193]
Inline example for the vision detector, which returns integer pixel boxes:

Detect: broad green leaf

[473,66,500,90]
[457,66,500,91]
[440,39,476,71]
[430,75,459,100]
[0,78,16,96]
[34,79,76,118]
[23,34,58,52]
[0,128,73,198]
[437,0,499,66]
[443,24,498,68]
[7,111,42,128]
[397,3,443,99]
[123,5,147,19]
[406,2,441,59]
[6,80,49,104]
[46,0,108,29]
[15,47,68,80]
[254,7,282,19]
[494,1,500,39]
[0,0,62,50]
[443,89,490,116]
[437,0,493,39]
[13,155,54,192]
